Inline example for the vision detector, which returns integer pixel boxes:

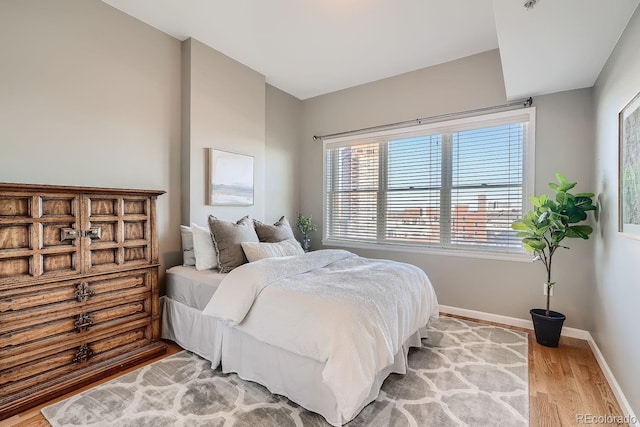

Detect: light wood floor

[3,314,625,427]
[443,314,624,427]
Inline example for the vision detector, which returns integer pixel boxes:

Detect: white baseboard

[439,304,638,426]
[586,335,639,426]
[438,304,590,339]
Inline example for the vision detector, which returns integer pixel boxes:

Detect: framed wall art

[619,90,640,238]
[208,149,254,206]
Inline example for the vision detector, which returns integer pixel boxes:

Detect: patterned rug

[41,317,529,426]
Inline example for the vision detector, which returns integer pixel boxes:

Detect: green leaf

[561,182,577,192]
[549,211,569,222]
[575,192,595,198]
[567,210,587,223]
[529,196,542,207]
[522,243,540,255]
[523,238,547,250]
[556,173,568,185]
[511,221,529,231]
[525,211,539,221]
[565,228,578,238]
[551,231,566,246]
[568,225,593,239]
[534,225,551,236]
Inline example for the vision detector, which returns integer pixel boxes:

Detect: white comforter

[203,249,438,421]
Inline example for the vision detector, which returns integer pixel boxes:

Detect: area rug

[41,317,529,426]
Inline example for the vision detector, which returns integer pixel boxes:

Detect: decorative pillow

[191,223,218,271]
[241,238,304,263]
[208,215,259,273]
[180,225,196,266]
[253,216,295,243]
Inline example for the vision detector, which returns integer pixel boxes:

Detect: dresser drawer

[0,320,153,399]
[0,269,155,340]
[0,297,151,369]
[0,269,152,314]
[0,269,156,369]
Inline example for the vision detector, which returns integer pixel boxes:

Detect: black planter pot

[530,308,566,347]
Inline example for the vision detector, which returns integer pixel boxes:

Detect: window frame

[322,107,536,262]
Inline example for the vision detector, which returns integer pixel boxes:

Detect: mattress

[165,265,226,311]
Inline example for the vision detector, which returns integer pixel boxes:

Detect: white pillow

[180,225,196,266]
[191,223,218,271]
[241,238,304,263]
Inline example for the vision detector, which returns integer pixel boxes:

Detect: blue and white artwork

[209,149,254,206]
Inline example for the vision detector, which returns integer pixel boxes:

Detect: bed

[160,266,226,366]
[161,249,439,426]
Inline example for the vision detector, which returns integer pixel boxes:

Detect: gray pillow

[253,216,295,243]
[208,215,259,273]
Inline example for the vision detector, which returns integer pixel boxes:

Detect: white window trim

[322,107,536,262]
[322,238,534,262]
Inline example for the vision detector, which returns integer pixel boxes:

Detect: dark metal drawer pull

[74,282,95,302]
[60,227,102,241]
[74,313,95,332]
[72,344,94,364]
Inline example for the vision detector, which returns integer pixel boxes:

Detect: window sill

[321,239,533,263]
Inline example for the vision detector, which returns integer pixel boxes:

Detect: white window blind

[323,108,535,255]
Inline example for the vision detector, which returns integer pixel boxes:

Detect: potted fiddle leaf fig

[511,173,596,347]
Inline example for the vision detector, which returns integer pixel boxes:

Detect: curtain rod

[312,97,533,141]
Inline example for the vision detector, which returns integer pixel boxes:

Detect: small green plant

[512,173,597,316]
[296,213,317,236]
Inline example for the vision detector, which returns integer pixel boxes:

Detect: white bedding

[203,249,439,422]
[165,266,226,311]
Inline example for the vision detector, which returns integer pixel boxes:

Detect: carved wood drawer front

[0,269,153,370]
[0,296,152,370]
[0,322,153,399]
[0,270,151,315]
[0,193,82,286]
[84,195,153,274]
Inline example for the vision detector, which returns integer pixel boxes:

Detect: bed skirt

[160,296,223,367]
[160,295,429,426]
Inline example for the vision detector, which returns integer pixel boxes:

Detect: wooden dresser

[0,183,167,419]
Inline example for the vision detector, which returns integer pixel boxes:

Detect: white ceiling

[494,0,639,99]
[102,0,639,100]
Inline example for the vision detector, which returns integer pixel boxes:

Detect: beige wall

[301,50,596,329]
[0,0,182,274]
[0,1,300,281]
[593,6,640,415]
[265,84,302,223]
[182,38,266,225]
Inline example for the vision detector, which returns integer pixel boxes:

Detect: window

[323,108,535,258]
